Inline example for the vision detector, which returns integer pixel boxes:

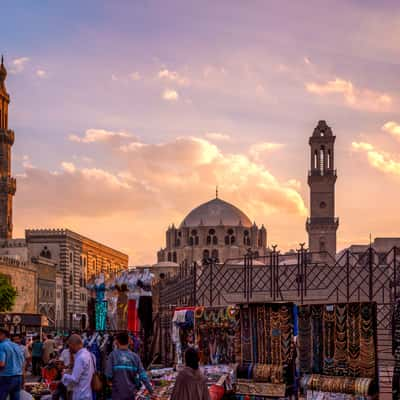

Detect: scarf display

[298,302,377,381]
[195,306,240,365]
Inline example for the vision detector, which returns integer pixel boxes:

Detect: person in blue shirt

[0,327,25,400]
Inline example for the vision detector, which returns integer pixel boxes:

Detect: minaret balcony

[0,176,16,194]
[0,129,15,145]
[306,217,339,228]
[308,169,337,177]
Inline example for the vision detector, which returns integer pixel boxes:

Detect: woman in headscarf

[171,348,210,400]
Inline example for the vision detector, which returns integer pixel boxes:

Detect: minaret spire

[216,185,218,199]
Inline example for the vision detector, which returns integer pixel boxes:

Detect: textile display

[298,302,377,380]
[127,299,140,332]
[139,296,153,336]
[300,374,373,397]
[116,286,128,330]
[238,303,295,368]
[195,306,240,365]
[95,300,107,331]
[172,308,195,365]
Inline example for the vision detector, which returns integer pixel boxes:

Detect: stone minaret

[306,120,338,260]
[0,56,16,239]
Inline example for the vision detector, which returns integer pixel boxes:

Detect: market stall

[298,302,378,400]
[0,312,48,335]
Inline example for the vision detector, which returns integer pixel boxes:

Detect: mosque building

[157,193,267,266]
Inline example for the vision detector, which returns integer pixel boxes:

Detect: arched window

[243,230,251,246]
[172,252,177,263]
[176,238,181,247]
[320,146,325,174]
[314,150,318,170]
[167,252,172,262]
[319,238,326,252]
[208,229,217,245]
[327,150,331,169]
[70,273,73,285]
[211,249,219,260]
[226,229,235,245]
[231,236,236,245]
[190,229,199,246]
[203,249,210,260]
[225,236,230,245]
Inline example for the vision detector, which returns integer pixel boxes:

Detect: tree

[0,274,17,312]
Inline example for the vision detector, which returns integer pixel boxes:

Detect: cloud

[306,78,392,112]
[36,69,46,78]
[129,72,141,81]
[249,142,285,161]
[10,57,30,74]
[306,78,393,112]
[352,141,400,176]
[204,132,231,142]
[158,69,189,85]
[382,121,400,138]
[68,129,134,144]
[162,89,179,101]
[15,136,307,263]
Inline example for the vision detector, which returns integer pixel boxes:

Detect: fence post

[394,247,397,301]
[369,246,373,301]
[193,262,197,306]
[209,260,213,307]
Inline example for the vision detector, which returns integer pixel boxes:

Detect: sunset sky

[2,1,400,263]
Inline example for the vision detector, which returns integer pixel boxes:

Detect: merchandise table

[136,364,237,400]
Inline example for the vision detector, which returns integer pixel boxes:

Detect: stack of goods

[172,307,195,365]
[195,306,240,365]
[300,375,373,398]
[232,303,296,399]
[136,368,177,400]
[298,302,377,400]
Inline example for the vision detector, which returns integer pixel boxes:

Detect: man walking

[62,334,94,400]
[0,328,25,400]
[106,331,153,400]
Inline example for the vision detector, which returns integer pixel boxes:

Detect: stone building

[158,195,267,266]
[0,256,37,313]
[306,120,339,260]
[25,229,128,329]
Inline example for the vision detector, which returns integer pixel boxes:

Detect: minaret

[306,120,338,260]
[0,56,16,239]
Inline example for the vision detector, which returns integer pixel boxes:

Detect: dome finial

[216,185,218,199]
[1,55,3,67]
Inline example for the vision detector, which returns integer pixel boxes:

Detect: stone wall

[0,257,37,313]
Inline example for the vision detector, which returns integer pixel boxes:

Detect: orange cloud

[15,136,307,262]
[382,121,400,138]
[306,78,392,112]
[69,129,134,143]
[249,142,285,162]
[352,141,400,176]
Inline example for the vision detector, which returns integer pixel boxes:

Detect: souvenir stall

[171,307,195,365]
[230,302,297,399]
[393,299,400,400]
[298,302,378,400]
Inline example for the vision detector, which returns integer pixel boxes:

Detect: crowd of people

[0,327,210,400]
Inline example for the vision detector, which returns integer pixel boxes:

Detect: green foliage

[0,274,17,312]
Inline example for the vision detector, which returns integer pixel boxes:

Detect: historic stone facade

[306,120,339,260]
[0,56,16,240]
[0,256,37,313]
[25,229,128,329]
[158,196,267,266]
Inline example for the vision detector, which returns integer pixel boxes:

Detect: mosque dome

[180,197,252,228]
